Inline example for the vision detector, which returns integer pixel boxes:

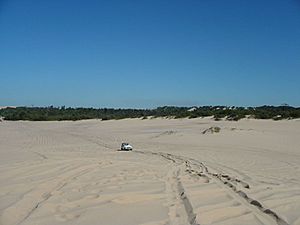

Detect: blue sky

[0,0,299,108]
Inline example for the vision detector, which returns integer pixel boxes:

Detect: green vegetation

[0,105,299,121]
[202,126,221,134]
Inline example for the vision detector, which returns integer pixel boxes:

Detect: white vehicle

[120,143,133,151]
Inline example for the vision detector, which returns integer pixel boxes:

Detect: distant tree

[0,105,299,121]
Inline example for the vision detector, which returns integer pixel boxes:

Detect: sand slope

[0,118,299,225]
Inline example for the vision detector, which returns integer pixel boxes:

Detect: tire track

[177,179,198,225]
[56,132,289,225]
[136,150,289,225]
[136,151,199,225]
[1,163,95,225]
[134,150,198,224]
[32,151,48,160]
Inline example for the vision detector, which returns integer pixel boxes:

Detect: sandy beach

[0,118,300,225]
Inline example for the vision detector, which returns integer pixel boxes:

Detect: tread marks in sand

[136,150,289,225]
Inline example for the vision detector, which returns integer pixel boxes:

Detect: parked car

[120,143,133,151]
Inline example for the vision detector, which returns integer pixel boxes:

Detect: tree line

[0,105,299,121]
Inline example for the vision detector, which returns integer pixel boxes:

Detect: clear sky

[0,0,299,108]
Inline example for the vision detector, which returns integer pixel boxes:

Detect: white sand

[0,118,300,225]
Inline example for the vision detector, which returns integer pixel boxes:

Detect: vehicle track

[42,127,289,225]
[57,127,290,225]
[136,150,289,225]
[134,150,199,225]
[1,163,96,225]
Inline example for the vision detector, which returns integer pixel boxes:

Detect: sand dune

[0,118,300,225]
